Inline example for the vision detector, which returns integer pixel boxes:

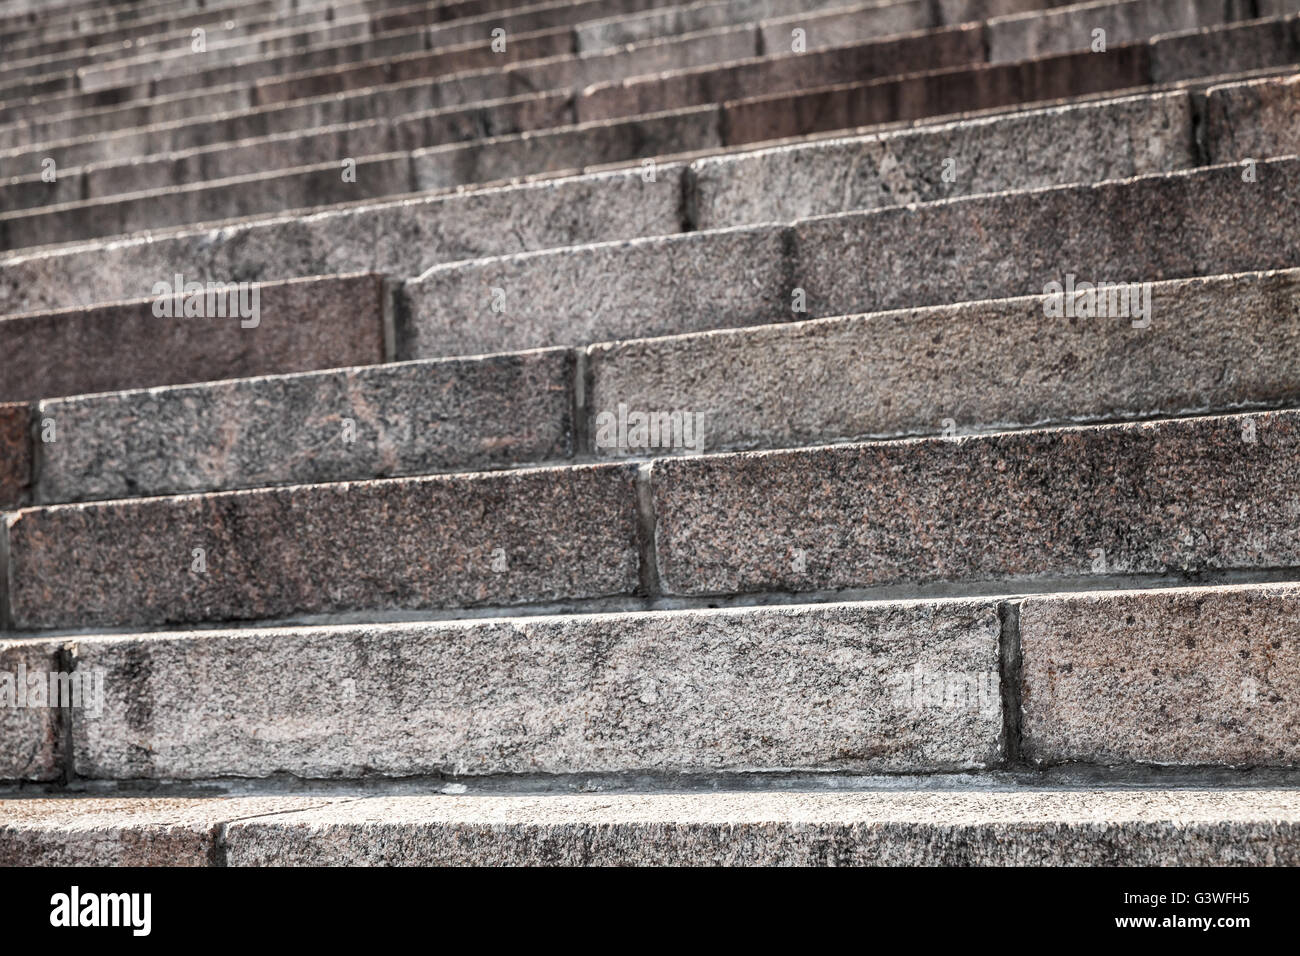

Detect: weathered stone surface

[72,598,1002,779]
[0,155,417,252]
[1204,73,1300,162]
[401,225,788,358]
[411,107,722,191]
[251,28,574,106]
[0,402,31,508]
[1151,11,1300,83]
[578,25,986,121]
[690,89,1195,228]
[7,462,641,630]
[0,166,680,316]
[38,348,575,503]
[0,273,386,403]
[755,0,935,55]
[987,0,1248,63]
[651,410,1300,596]
[720,43,1151,144]
[0,794,349,866]
[1021,584,1300,767]
[0,640,61,781]
[223,789,1300,865]
[587,269,1300,456]
[423,0,668,50]
[793,156,1300,320]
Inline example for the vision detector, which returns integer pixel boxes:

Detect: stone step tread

[3,785,1300,865]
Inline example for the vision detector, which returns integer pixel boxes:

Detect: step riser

[64,601,1002,780]
[6,463,643,631]
[35,349,576,504]
[0,274,387,406]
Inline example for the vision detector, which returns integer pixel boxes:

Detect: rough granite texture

[0,166,680,316]
[0,402,31,508]
[223,790,1300,865]
[1149,11,1300,84]
[0,640,61,781]
[71,599,1002,779]
[0,795,352,866]
[1021,584,1300,767]
[0,273,386,404]
[986,0,1248,63]
[401,225,789,358]
[1204,73,1300,162]
[690,89,1195,228]
[7,462,641,630]
[587,269,1300,456]
[577,25,986,121]
[718,44,1152,145]
[794,156,1300,320]
[0,8,752,161]
[651,409,1300,596]
[411,108,723,192]
[37,348,576,504]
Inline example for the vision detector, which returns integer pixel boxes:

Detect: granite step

[400,151,1300,356]
[0,0,946,154]
[3,582,1299,782]
[1,17,1292,251]
[0,72,1290,318]
[0,0,1246,155]
[5,406,1299,630]
[12,262,1300,508]
[3,786,1298,865]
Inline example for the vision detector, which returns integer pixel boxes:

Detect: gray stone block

[1021,584,1300,766]
[7,461,641,630]
[400,224,789,358]
[1150,11,1300,83]
[651,409,1300,596]
[71,598,1002,779]
[38,348,575,503]
[1203,73,1300,162]
[0,273,386,403]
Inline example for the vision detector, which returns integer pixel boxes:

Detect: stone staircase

[2,0,1300,866]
